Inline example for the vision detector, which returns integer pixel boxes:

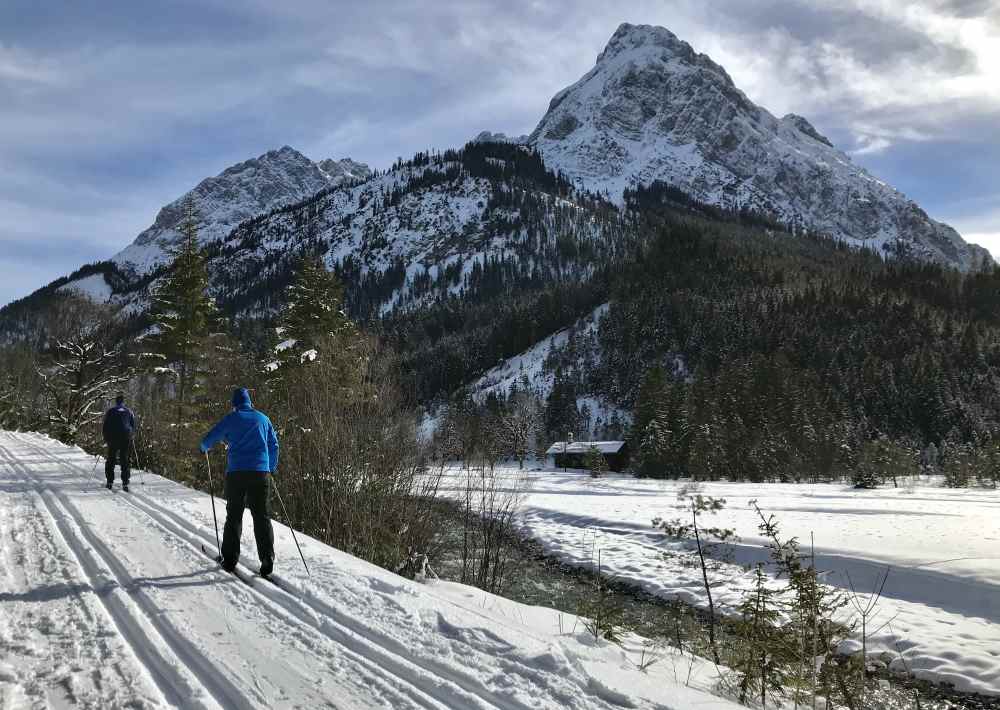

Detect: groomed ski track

[0,432,453,710]
[1,430,732,710]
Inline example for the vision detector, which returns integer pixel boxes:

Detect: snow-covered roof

[546,441,625,455]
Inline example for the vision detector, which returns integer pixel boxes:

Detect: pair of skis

[200,544,279,588]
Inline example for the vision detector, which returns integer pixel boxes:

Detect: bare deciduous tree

[37,295,129,445]
[498,391,542,469]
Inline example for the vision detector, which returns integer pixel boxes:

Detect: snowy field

[0,430,743,710]
[443,467,1000,696]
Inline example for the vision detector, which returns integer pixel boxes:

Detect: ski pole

[204,452,222,558]
[270,476,309,576]
[131,438,143,485]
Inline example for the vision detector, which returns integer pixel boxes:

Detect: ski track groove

[120,468,617,710]
[118,479,545,710]
[13,433,467,710]
[8,485,141,709]
[0,442,199,710]
[11,434,432,710]
[0,439,244,710]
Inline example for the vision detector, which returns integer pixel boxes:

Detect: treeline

[579,183,1000,483]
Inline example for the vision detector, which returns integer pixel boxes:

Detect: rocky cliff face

[113,146,370,275]
[317,157,372,185]
[530,23,990,270]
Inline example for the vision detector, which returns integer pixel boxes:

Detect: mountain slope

[0,429,742,710]
[197,142,637,399]
[113,146,370,276]
[530,23,990,271]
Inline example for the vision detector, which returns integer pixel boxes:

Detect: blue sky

[2,0,998,306]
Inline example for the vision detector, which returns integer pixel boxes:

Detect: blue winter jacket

[199,389,279,474]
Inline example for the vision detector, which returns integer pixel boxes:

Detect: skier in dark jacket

[200,388,279,576]
[102,394,135,491]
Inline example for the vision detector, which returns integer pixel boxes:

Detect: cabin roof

[546,441,626,455]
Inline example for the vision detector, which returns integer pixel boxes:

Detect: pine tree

[545,368,581,442]
[147,199,218,457]
[583,445,608,477]
[732,564,789,707]
[277,255,353,367]
[854,435,916,488]
[498,391,541,469]
[0,374,16,429]
[750,501,848,707]
[653,492,737,665]
[631,365,666,447]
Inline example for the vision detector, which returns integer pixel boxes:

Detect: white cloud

[964,233,1000,261]
[0,43,56,84]
[851,136,893,155]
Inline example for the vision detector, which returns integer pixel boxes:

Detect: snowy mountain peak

[113,147,364,275]
[316,157,372,185]
[471,130,529,145]
[597,23,732,83]
[531,24,991,270]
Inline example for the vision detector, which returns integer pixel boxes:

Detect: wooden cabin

[545,441,630,472]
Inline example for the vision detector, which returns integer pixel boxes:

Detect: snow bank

[458,469,1000,697]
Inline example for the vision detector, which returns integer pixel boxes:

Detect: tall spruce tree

[545,368,581,442]
[147,199,217,456]
[267,255,362,449]
[275,255,354,369]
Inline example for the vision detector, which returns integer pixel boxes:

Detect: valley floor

[441,466,1000,697]
[0,431,740,710]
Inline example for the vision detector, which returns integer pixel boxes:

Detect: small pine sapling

[584,445,609,478]
[731,564,790,708]
[576,550,629,642]
[750,501,849,708]
[653,490,737,665]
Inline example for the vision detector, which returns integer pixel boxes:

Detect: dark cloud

[927,0,998,20]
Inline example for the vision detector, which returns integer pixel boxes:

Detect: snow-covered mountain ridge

[113,146,371,275]
[529,23,990,271]
[200,143,631,326]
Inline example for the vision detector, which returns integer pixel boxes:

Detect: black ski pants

[221,470,274,568]
[105,439,131,485]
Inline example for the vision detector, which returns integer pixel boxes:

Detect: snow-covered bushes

[264,331,441,570]
[852,436,918,488]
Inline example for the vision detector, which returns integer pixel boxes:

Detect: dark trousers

[105,440,131,485]
[221,471,274,567]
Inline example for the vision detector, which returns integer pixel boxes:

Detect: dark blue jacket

[103,405,135,443]
[200,389,279,474]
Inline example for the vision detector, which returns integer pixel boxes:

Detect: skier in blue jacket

[200,388,279,576]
